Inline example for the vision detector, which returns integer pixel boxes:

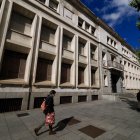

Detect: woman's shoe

[49,131,56,135]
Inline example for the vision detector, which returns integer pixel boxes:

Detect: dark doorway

[111,73,119,93]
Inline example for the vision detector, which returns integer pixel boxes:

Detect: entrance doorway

[111,72,120,93]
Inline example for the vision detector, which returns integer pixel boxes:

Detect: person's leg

[34,120,45,135]
[49,125,56,135]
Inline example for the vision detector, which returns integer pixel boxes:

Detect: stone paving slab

[0,99,140,140]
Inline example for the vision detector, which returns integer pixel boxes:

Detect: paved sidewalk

[0,98,140,140]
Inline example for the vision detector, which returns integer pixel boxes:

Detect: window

[102,52,107,66]
[0,50,27,80]
[111,55,116,62]
[78,38,86,55]
[10,11,33,36]
[41,25,55,45]
[49,0,58,11]
[91,48,95,59]
[79,42,85,55]
[36,58,52,82]
[61,63,71,83]
[85,22,90,32]
[104,75,108,86]
[78,17,84,28]
[107,36,116,48]
[91,44,96,59]
[78,67,84,84]
[91,69,96,85]
[91,26,96,36]
[63,35,72,50]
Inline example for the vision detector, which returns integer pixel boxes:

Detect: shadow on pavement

[121,98,140,112]
[53,116,74,131]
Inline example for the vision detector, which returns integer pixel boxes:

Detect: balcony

[107,60,124,71]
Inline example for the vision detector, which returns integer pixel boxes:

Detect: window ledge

[41,40,56,47]
[34,81,56,87]
[78,84,89,88]
[10,29,32,38]
[91,85,100,89]
[91,58,97,61]
[79,54,87,58]
[0,79,27,86]
[60,82,74,88]
[63,48,73,53]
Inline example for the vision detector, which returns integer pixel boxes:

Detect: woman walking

[34,90,56,135]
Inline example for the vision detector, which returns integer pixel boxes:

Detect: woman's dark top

[137,91,140,101]
[43,95,54,115]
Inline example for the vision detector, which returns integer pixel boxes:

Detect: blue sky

[80,0,140,50]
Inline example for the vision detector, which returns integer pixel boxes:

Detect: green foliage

[130,0,140,11]
[135,49,140,62]
[130,0,140,29]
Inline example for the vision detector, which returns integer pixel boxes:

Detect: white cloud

[100,0,138,27]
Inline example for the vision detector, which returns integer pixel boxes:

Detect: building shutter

[91,69,96,85]
[0,50,27,80]
[61,63,70,83]
[18,55,26,78]
[78,67,84,84]
[46,60,52,81]
[36,58,52,82]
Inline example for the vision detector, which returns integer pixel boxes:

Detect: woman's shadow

[53,116,74,131]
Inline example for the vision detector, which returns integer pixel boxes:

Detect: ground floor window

[91,69,96,85]
[36,58,52,82]
[78,66,84,84]
[0,50,27,80]
[61,63,71,83]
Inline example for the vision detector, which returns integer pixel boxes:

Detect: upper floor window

[102,52,107,66]
[91,26,96,36]
[63,35,72,50]
[9,11,34,36]
[90,44,97,60]
[107,36,116,48]
[41,19,57,45]
[78,38,86,56]
[78,17,97,37]
[85,22,90,32]
[111,55,116,62]
[49,0,59,11]
[78,17,84,28]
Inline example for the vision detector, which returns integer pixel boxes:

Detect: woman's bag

[41,100,47,111]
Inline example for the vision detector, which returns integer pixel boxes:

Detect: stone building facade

[0,0,140,112]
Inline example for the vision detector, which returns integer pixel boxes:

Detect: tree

[136,50,140,62]
[130,0,140,29]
